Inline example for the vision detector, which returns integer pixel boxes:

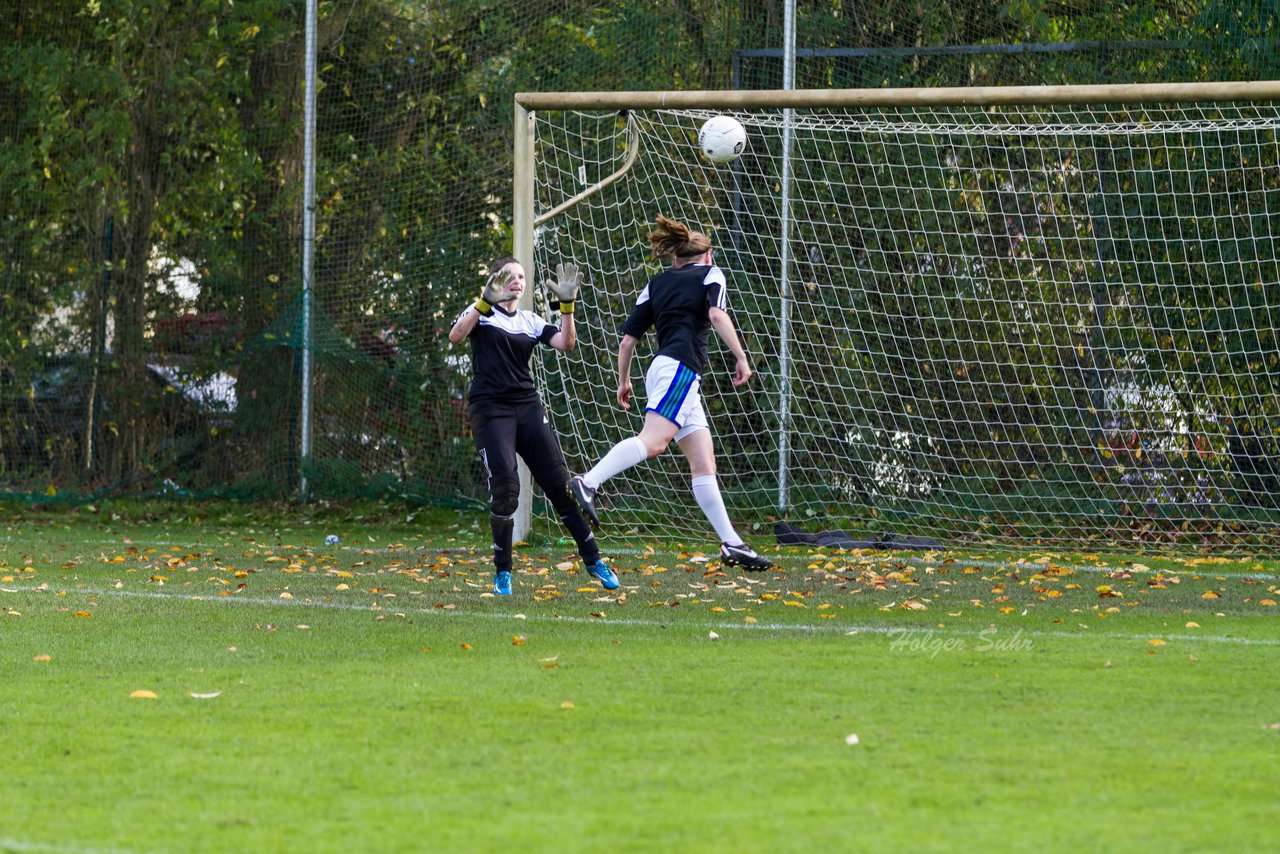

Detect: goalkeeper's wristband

[559,301,575,315]
[473,297,494,316]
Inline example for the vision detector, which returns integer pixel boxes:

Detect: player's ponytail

[648,216,711,262]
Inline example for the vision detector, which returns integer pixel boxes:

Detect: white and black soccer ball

[698,115,747,164]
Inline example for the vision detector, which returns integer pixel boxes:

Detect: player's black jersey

[620,263,727,375]
[462,305,557,404]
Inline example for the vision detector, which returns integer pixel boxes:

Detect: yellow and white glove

[475,267,516,316]
[547,262,582,314]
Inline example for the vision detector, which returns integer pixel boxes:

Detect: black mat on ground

[775,521,943,551]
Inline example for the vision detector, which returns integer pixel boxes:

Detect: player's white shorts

[645,355,707,441]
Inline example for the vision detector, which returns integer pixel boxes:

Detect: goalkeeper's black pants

[470,397,599,571]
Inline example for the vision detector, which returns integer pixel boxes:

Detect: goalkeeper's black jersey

[462,305,557,405]
[620,263,727,375]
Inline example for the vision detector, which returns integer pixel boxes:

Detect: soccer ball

[698,115,747,164]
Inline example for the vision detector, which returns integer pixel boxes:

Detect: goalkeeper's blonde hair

[648,216,711,261]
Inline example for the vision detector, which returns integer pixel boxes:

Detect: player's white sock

[692,474,740,545]
[584,436,648,490]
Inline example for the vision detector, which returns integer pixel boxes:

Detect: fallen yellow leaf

[129,690,158,699]
[1148,638,1167,646]
[33,654,51,662]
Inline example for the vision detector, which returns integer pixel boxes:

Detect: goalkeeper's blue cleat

[570,475,600,528]
[493,570,513,596]
[587,559,620,591]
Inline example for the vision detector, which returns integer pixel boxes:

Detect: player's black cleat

[720,542,773,571]
[569,475,600,528]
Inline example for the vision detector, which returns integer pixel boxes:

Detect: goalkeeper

[570,216,773,571]
[448,258,620,596]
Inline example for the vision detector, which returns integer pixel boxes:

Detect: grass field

[3,501,1278,853]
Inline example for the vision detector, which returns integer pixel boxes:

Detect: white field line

[0,838,148,854]
[6,584,1279,647]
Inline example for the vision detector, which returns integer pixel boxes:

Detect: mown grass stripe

[9,584,1279,646]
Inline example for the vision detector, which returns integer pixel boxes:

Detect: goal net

[519,85,1280,552]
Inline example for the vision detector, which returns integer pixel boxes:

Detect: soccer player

[449,258,620,595]
[570,216,773,571]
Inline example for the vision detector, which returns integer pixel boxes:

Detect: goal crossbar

[516,79,1280,111]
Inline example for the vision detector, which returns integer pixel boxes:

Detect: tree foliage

[2,0,1277,541]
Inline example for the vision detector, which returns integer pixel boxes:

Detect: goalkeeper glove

[547,262,583,314]
[475,267,515,316]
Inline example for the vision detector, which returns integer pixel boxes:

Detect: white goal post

[513,80,1280,552]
